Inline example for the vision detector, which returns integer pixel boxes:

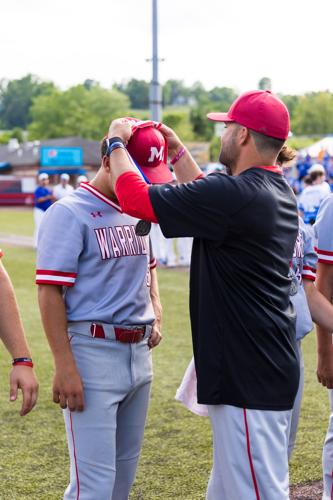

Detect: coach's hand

[108,118,133,144]
[9,365,39,416]
[53,365,85,412]
[148,319,162,349]
[317,351,333,388]
[158,123,183,157]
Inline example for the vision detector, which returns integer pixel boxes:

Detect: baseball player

[33,172,53,247]
[105,90,301,499]
[0,249,38,415]
[53,173,74,200]
[313,194,333,500]
[36,122,172,499]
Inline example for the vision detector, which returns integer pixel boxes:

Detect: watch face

[135,220,151,236]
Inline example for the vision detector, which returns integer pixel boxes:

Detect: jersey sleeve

[301,220,317,280]
[36,203,83,286]
[149,173,250,240]
[314,194,333,264]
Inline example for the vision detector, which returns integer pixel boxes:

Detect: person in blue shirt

[34,173,54,247]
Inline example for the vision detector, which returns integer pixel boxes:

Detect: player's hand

[9,366,39,416]
[158,123,183,157]
[108,118,133,145]
[317,352,333,388]
[148,320,162,349]
[53,366,85,412]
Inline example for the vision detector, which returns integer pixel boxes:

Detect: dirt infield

[290,480,322,499]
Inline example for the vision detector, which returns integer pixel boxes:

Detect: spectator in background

[34,173,53,247]
[298,164,330,225]
[53,173,74,200]
[76,175,88,188]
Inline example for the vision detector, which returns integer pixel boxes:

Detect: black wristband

[106,136,124,148]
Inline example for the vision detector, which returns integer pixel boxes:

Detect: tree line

[0,74,332,145]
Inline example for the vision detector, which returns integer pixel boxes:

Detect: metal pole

[150,0,162,121]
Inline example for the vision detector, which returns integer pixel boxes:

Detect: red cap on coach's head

[126,119,173,184]
[207,90,290,140]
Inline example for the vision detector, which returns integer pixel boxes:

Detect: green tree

[163,80,189,106]
[0,74,55,129]
[291,92,333,135]
[115,79,149,109]
[258,77,272,91]
[28,84,129,140]
[163,111,194,141]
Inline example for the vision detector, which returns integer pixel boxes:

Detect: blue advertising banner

[40,147,83,167]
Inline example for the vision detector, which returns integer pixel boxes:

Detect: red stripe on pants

[243,408,260,500]
[70,412,80,500]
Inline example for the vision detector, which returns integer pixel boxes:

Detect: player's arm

[38,284,84,411]
[148,266,162,349]
[304,279,333,331]
[315,262,333,388]
[0,260,38,416]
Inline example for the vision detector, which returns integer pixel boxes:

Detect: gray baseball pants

[63,326,153,500]
[206,404,291,500]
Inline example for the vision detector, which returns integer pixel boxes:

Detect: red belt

[90,324,145,343]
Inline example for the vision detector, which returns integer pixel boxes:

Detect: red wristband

[13,361,34,368]
[170,147,186,166]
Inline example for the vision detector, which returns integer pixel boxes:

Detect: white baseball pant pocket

[206,404,291,500]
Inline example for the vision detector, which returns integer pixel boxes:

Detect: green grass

[0,242,330,498]
[0,209,34,236]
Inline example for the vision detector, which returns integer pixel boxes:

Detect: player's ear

[238,126,250,146]
[102,155,111,173]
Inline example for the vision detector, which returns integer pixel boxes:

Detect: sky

[1,0,333,95]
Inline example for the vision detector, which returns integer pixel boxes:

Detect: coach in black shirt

[106,90,299,500]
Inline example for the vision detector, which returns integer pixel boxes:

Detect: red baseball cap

[126,119,173,184]
[207,90,290,140]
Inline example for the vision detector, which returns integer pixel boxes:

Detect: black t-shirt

[149,168,300,410]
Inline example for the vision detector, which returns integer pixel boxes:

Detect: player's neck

[233,152,277,176]
[90,173,118,203]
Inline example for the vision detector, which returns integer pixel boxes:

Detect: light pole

[150,0,162,122]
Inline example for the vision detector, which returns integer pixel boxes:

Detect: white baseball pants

[63,331,152,500]
[206,404,291,500]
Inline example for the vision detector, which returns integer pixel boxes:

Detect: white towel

[175,357,209,417]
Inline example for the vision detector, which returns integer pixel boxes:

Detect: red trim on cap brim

[140,163,174,184]
[207,112,233,122]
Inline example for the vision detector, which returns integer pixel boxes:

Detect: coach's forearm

[109,148,138,193]
[171,145,203,184]
[0,262,31,359]
[38,285,75,367]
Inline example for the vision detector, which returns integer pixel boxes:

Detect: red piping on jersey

[315,247,333,256]
[36,270,77,277]
[243,409,261,500]
[115,172,158,222]
[69,412,80,500]
[80,182,122,212]
[252,165,283,174]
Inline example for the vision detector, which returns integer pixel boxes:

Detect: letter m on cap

[148,146,164,163]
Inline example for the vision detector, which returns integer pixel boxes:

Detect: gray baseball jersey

[36,182,156,325]
[314,193,333,264]
[290,217,317,341]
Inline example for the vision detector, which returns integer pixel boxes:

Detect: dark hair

[249,129,285,156]
[276,145,296,165]
[101,137,108,158]
[309,170,324,183]
[303,175,312,186]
